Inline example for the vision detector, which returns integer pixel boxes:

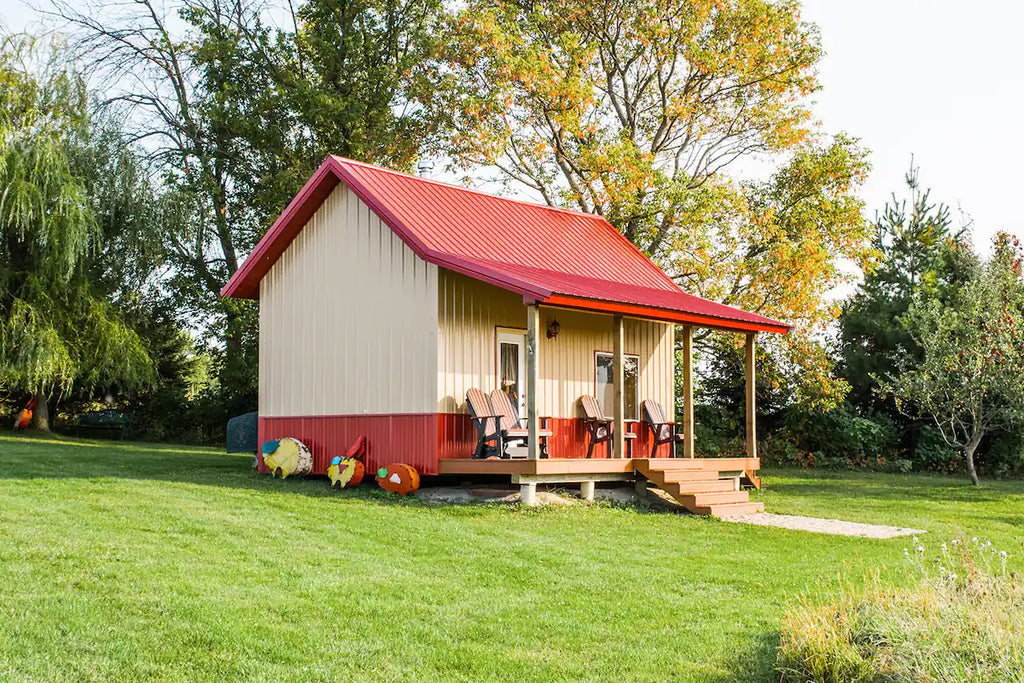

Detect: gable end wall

[258,182,438,422]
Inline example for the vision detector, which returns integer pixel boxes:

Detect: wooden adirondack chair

[579,395,636,458]
[466,388,503,459]
[489,389,551,458]
[642,399,683,458]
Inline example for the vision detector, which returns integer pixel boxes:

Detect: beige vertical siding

[437,270,674,417]
[259,183,438,417]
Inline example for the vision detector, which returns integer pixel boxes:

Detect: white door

[497,331,527,420]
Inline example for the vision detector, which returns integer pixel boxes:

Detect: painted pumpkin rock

[328,456,365,488]
[376,464,420,495]
[261,437,313,478]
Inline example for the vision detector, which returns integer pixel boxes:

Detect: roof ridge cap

[331,156,613,221]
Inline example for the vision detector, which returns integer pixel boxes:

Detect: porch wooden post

[526,304,541,460]
[613,314,625,459]
[744,332,757,459]
[681,325,695,459]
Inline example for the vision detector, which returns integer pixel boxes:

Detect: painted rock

[261,437,313,478]
[328,456,366,488]
[375,463,420,495]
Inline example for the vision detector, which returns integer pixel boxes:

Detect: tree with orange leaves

[429,0,872,408]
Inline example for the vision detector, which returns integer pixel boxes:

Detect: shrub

[777,538,1024,682]
[791,404,900,469]
[983,430,1024,477]
[913,423,962,472]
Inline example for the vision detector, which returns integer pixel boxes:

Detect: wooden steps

[633,458,763,519]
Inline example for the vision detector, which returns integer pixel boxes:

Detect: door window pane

[596,352,638,420]
[500,341,521,408]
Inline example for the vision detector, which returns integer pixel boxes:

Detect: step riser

[689,492,750,506]
[697,502,764,518]
[660,471,727,483]
[668,481,737,494]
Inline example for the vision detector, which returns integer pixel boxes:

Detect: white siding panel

[259,184,438,416]
[437,271,674,417]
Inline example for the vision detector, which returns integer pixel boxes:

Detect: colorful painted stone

[328,456,365,488]
[261,437,313,478]
[375,463,420,495]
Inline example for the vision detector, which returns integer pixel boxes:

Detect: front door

[497,331,527,419]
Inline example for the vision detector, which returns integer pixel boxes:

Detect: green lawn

[1,433,1022,682]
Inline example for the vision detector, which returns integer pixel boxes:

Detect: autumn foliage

[429,0,873,406]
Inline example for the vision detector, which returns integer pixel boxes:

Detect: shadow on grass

[0,432,666,517]
[709,629,781,682]
[0,431,371,500]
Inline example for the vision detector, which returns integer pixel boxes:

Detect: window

[595,352,639,420]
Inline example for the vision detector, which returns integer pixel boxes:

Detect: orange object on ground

[376,463,420,495]
[328,456,365,488]
[14,396,36,430]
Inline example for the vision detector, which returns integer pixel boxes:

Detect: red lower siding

[259,413,675,474]
[438,413,477,460]
[259,414,438,475]
[437,414,673,460]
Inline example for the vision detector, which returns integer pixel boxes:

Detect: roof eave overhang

[220,157,790,336]
[221,159,342,299]
[540,294,791,334]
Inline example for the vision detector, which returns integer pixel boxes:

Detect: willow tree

[0,37,152,428]
[430,0,872,409]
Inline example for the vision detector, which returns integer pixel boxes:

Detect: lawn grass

[1,432,1022,682]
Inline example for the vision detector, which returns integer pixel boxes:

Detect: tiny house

[223,157,788,515]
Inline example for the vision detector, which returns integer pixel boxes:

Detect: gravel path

[725,512,925,538]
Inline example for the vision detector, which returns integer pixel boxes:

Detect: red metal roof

[222,156,789,334]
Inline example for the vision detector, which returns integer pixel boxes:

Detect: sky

[4,0,1023,252]
[800,0,1024,252]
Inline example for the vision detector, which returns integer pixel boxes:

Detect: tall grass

[777,537,1024,682]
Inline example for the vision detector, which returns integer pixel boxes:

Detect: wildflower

[1000,551,1008,559]
[917,546,925,554]
[903,548,910,557]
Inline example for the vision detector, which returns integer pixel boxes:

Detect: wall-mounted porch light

[546,318,561,339]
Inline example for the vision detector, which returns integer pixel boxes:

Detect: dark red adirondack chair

[579,395,636,458]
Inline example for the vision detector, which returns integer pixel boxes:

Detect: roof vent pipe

[417,160,434,177]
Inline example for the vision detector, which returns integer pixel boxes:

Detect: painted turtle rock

[375,463,420,495]
[261,437,313,478]
[328,456,366,488]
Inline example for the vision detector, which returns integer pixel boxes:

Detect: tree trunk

[963,431,983,486]
[29,389,50,432]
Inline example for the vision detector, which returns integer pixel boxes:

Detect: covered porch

[439,294,782,516]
